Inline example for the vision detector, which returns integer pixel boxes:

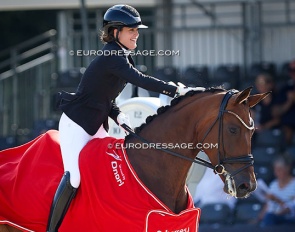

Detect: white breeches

[59,113,109,188]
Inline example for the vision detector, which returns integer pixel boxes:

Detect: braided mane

[125,86,226,140]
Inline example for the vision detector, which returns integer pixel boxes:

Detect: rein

[123,90,254,177]
[123,124,214,169]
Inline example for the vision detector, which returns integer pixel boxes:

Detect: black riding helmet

[103,4,148,29]
[103,5,148,49]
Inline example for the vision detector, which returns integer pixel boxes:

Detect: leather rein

[123,90,254,178]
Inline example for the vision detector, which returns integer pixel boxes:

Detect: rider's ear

[234,87,253,105]
[248,91,271,108]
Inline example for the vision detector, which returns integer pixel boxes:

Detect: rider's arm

[109,101,121,125]
[108,101,131,130]
[108,55,178,97]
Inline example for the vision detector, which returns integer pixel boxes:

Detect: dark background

[0,10,57,51]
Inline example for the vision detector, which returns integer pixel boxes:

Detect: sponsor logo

[106,151,122,161]
[111,161,125,187]
[107,149,125,186]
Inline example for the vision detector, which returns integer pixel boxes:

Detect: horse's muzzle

[224,176,257,198]
[236,180,256,198]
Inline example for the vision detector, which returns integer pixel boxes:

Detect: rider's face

[115,27,139,50]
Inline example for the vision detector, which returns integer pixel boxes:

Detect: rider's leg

[47,113,91,232]
[59,113,91,188]
[59,113,108,185]
[47,113,109,232]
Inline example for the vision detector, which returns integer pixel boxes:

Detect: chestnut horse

[0,87,269,232]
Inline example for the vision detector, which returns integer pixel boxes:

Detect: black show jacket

[59,41,177,135]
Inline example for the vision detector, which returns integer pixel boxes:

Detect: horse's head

[198,87,270,198]
[125,86,270,209]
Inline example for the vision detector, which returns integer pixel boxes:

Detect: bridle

[199,89,254,178]
[123,90,254,179]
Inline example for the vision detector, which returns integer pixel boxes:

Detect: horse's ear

[235,87,253,105]
[248,91,271,108]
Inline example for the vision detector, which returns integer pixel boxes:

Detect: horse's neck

[126,94,205,213]
[126,137,194,213]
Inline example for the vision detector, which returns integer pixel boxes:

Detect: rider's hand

[117,113,132,133]
[175,82,204,97]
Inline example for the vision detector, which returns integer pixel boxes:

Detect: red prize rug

[0,130,200,232]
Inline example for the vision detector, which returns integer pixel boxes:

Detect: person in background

[273,60,295,145]
[253,73,280,131]
[256,155,295,226]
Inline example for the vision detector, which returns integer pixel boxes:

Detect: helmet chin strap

[115,27,130,50]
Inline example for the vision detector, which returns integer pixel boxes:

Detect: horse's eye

[229,127,238,134]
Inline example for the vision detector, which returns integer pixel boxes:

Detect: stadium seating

[32,119,59,138]
[153,66,180,83]
[211,64,240,89]
[279,62,292,81]
[56,68,84,88]
[248,62,277,81]
[254,164,275,185]
[234,202,263,224]
[252,146,278,166]
[180,65,210,87]
[200,203,233,225]
[253,129,284,148]
[0,136,16,150]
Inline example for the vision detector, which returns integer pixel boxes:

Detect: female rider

[46,4,197,232]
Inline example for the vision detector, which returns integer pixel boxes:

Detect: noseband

[123,90,254,178]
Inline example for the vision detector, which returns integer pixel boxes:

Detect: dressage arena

[1,0,295,231]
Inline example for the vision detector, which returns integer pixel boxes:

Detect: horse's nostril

[238,182,250,191]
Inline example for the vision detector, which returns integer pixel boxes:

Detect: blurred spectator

[273,60,295,145]
[255,154,295,226]
[253,73,280,131]
[194,168,237,210]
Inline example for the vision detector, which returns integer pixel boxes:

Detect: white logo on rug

[111,161,125,187]
[106,150,125,186]
[106,151,121,161]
